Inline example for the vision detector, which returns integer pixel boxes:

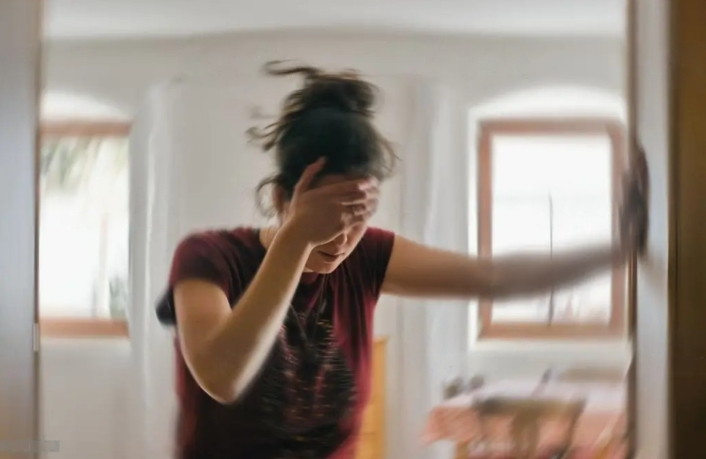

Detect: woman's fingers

[350,207,376,225]
[634,144,649,194]
[338,182,379,206]
[347,197,378,216]
[337,198,379,228]
[618,150,650,255]
[314,177,378,201]
[293,158,327,195]
[305,176,380,227]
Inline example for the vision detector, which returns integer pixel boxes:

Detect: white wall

[40,31,627,459]
[45,32,624,116]
[40,339,131,459]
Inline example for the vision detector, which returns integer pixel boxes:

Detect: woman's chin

[307,256,345,274]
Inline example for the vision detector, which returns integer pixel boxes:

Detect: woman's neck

[258,226,275,250]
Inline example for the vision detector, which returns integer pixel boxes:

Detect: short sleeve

[357,227,396,298]
[156,232,234,326]
[168,233,233,293]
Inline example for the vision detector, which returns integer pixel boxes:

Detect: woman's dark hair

[248,61,397,215]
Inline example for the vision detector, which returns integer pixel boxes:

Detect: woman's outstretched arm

[384,148,648,300]
[381,237,625,300]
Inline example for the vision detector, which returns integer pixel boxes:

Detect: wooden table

[422,379,627,458]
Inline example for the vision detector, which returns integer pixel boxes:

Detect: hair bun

[263,61,376,117]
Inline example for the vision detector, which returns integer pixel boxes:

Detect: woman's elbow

[195,371,242,405]
[186,353,244,405]
[206,388,239,406]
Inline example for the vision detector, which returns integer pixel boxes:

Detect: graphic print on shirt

[256,287,358,457]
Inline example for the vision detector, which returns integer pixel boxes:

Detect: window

[39,121,130,337]
[477,119,627,339]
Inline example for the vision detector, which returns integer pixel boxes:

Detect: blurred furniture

[355,337,387,459]
[444,375,487,400]
[547,366,627,384]
[542,365,628,457]
[467,375,486,392]
[444,377,467,400]
[423,379,627,458]
[471,397,586,458]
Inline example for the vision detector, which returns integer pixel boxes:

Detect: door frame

[631,0,706,457]
[0,0,42,456]
[666,0,706,457]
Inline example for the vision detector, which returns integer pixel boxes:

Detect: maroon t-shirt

[164,226,395,459]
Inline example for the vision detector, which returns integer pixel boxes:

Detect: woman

[156,62,648,459]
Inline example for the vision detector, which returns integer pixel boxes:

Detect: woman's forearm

[195,223,312,403]
[488,243,625,299]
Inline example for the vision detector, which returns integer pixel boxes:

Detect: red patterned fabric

[163,227,395,459]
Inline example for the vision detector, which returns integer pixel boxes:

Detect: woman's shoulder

[175,226,264,257]
[358,226,396,253]
[177,226,255,243]
[158,227,264,326]
[169,226,266,288]
[343,227,396,296]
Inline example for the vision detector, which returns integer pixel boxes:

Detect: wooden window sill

[40,318,129,338]
[479,324,625,341]
[40,121,131,137]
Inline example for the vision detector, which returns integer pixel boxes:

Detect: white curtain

[128,78,277,458]
[397,80,470,459]
[128,81,180,459]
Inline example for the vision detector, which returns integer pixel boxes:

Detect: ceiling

[45,0,625,40]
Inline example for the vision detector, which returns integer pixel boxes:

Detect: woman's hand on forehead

[284,161,379,246]
[311,172,378,190]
